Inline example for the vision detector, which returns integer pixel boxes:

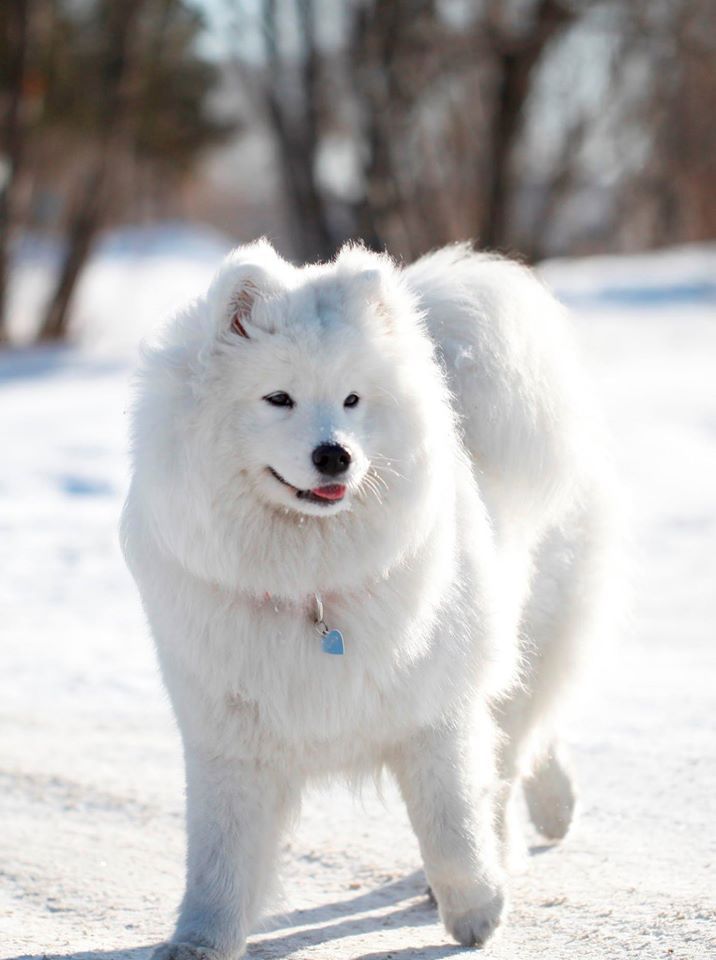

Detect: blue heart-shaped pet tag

[321,629,345,655]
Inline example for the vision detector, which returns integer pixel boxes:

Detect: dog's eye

[344,393,360,409]
[264,392,294,408]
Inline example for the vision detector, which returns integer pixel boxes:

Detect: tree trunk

[259,0,334,262]
[0,0,29,344]
[481,0,574,251]
[351,0,429,256]
[37,0,145,342]
[39,167,105,340]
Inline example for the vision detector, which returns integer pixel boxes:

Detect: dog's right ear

[228,274,264,339]
[209,243,288,340]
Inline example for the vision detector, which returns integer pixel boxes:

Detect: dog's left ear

[353,269,383,304]
[349,268,394,329]
[336,242,404,330]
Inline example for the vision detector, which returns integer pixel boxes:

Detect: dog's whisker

[364,478,382,503]
[367,466,389,486]
[368,467,389,489]
[361,473,384,505]
[371,452,406,466]
[371,461,406,482]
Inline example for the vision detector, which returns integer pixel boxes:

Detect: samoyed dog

[122,240,615,957]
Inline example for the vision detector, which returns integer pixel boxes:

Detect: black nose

[312,443,352,477]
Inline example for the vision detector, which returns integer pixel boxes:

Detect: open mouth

[268,468,347,505]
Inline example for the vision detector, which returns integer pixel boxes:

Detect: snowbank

[540,242,716,308]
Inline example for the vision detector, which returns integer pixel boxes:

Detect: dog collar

[257,590,345,656]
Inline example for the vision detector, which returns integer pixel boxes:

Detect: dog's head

[129,240,456,594]
[197,240,447,520]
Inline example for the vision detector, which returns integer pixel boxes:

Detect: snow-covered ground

[2,232,715,959]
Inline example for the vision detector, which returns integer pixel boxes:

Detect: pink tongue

[311,484,346,501]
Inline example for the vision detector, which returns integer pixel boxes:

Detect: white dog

[121,240,615,957]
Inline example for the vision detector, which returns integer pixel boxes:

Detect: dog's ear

[228,273,266,339]
[350,268,394,328]
[335,244,400,329]
[210,242,289,340]
[353,269,383,303]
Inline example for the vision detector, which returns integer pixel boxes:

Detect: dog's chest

[228,596,430,735]
[204,568,474,752]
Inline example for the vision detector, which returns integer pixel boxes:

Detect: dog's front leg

[154,748,295,960]
[390,714,506,947]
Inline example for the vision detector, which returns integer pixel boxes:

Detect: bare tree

[224,0,716,262]
[38,0,147,342]
[635,0,716,246]
[224,0,337,260]
[0,0,30,342]
[261,0,335,259]
[350,0,578,257]
[350,0,440,255]
[222,0,582,260]
[480,0,575,250]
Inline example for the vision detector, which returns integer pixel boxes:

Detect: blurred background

[1,0,715,344]
[2,3,715,958]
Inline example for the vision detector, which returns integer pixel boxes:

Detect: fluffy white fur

[121,240,616,957]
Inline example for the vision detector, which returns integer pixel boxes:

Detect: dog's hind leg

[523,742,576,840]
[494,485,617,864]
[492,677,578,870]
[492,690,575,871]
[492,517,596,865]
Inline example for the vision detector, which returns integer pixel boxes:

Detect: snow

[540,242,716,308]
[2,232,715,959]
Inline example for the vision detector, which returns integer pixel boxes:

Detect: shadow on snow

[6,871,470,960]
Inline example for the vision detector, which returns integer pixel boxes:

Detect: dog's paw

[151,941,241,960]
[433,875,507,947]
[438,884,506,948]
[523,749,577,841]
